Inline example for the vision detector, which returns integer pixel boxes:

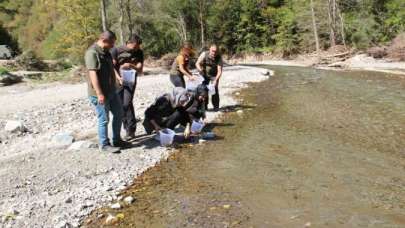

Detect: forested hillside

[0,0,404,63]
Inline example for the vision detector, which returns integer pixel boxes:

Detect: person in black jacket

[143,85,208,138]
[111,34,144,140]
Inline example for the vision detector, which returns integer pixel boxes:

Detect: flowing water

[86,66,405,228]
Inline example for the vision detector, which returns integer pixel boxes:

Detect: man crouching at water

[143,85,208,139]
[85,31,124,153]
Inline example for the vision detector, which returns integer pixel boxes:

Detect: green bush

[0,67,9,75]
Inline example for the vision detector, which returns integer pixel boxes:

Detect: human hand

[117,76,123,85]
[98,94,105,105]
[121,63,132,69]
[184,124,191,139]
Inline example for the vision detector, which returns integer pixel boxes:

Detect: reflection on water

[86,66,405,228]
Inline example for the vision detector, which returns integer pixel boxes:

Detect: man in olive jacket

[85,31,124,153]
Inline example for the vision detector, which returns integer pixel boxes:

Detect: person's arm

[150,119,162,132]
[179,64,193,79]
[88,70,105,104]
[195,52,205,75]
[214,57,224,85]
[177,55,193,80]
[85,50,105,104]
[114,68,123,85]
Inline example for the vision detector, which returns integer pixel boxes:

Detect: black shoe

[99,145,121,153]
[213,107,220,112]
[112,140,132,148]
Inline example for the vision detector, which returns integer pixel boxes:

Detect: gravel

[0,66,268,227]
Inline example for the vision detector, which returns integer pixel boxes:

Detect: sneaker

[99,145,121,153]
[112,140,132,148]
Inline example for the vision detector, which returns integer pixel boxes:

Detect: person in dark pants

[143,85,208,139]
[196,44,223,111]
[85,31,124,153]
[170,43,196,88]
[111,34,144,140]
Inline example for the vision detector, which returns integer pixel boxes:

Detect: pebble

[110,203,121,209]
[124,196,135,204]
[236,110,244,116]
[52,132,75,147]
[105,214,118,225]
[68,140,96,151]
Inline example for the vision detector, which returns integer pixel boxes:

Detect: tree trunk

[100,0,108,31]
[117,0,125,45]
[198,0,205,48]
[338,8,347,48]
[310,0,320,54]
[126,0,134,35]
[177,13,187,42]
[327,0,336,47]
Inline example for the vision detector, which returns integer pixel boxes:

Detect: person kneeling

[143,85,208,139]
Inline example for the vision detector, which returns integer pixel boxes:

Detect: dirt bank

[0,66,269,227]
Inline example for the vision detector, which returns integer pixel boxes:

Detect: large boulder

[4,121,26,133]
[367,46,388,59]
[0,71,22,86]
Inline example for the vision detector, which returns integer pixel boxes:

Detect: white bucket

[120,69,137,86]
[159,128,176,146]
[186,75,204,91]
[207,83,216,95]
[191,120,205,134]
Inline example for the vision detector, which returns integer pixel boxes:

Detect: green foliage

[271,6,300,56]
[1,0,404,60]
[0,66,9,75]
[385,0,405,37]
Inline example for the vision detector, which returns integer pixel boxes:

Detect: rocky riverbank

[0,66,269,227]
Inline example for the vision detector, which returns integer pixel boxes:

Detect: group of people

[85,31,224,153]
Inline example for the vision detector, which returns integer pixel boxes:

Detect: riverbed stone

[52,132,74,147]
[124,196,135,204]
[110,203,121,209]
[105,214,118,225]
[4,121,26,133]
[68,140,97,151]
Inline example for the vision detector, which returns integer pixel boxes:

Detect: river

[85,66,405,227]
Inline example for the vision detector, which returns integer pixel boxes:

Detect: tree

[100,0,108,31]
[310,0,320,54]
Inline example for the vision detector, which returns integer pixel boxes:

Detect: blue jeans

[89,93,123,147]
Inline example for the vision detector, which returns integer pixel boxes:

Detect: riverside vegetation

[0,0,404,63]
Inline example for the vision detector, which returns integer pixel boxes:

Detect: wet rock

[105,214,118,225]
[4,121,26,133]
[52,132,75,147]
[0,72,23,86]
[261,69,271,76]
[124,196,135,204]
[110,203,121,209]
[68,140,97,151]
